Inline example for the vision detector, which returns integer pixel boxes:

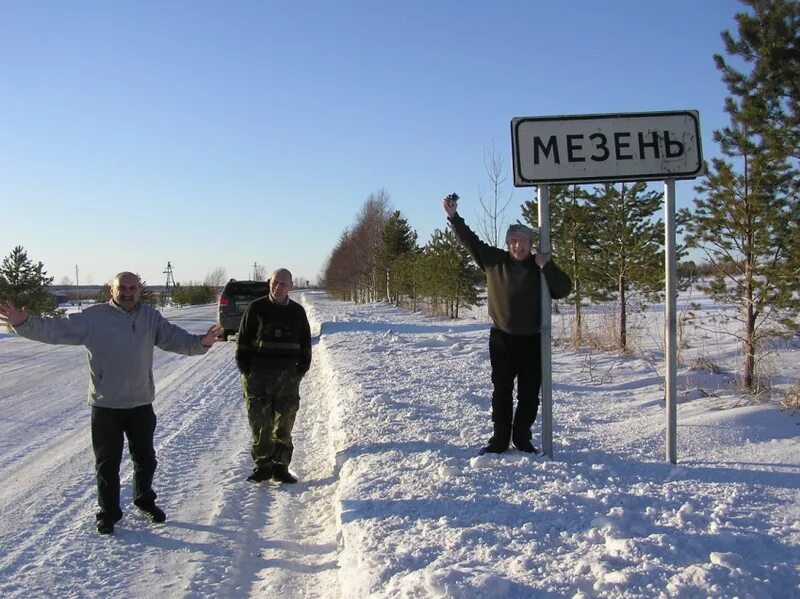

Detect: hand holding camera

[443,193,459,217]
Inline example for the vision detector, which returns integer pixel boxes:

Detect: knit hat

[505,223,535,244]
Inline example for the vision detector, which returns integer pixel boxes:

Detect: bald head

[111,272,141,311]
[269,268,293,303]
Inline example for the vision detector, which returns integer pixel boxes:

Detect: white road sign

[511,110,703,185]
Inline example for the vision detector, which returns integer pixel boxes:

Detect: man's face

[270,272,293,302]
[507,234,533,262]
[111,274,141,311]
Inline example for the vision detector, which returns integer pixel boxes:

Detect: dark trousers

[488,328,542,449]
[91,404,158,522]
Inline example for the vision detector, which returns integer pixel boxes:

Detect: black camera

[446,193,459,203]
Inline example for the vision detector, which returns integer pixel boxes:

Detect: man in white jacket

[0,272,222,535]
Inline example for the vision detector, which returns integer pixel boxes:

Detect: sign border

[511,110,704,186]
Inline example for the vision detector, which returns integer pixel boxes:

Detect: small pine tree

[379,210,418,304]
[419,229,482,318]
[0,246,56,315]
[586,182,665,352]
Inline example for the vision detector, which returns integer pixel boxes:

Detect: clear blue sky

[1,0,743,286]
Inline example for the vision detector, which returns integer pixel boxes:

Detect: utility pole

[252,262,258,280]
[163,261,176,305]
[75,265,81,308]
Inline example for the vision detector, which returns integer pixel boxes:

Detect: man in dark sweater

[443,194,572,455]
[236,268,311,483]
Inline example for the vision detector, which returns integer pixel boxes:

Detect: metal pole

[665,179,678,463]
[538,185,553,458]
[75,265,80,308]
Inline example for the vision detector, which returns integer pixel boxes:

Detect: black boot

[512,426,538,453]
[135,502,167,523]
[480,422,510,456]
[96,519,115,535]
[247,464,273,483]
[478,443,507,455]
[512,439,540,454]
[272,464,298,484]
[96,512,122,535]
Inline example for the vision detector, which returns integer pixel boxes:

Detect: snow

[1,290,798,598]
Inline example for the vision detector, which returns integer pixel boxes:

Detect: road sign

[511,110,703,185]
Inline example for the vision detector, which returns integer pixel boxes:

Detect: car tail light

[218,295,230,307]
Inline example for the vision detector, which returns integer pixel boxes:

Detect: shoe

[95,512,122,535]
[96,519,115,535]
[247,465,273,483]
[478,444,507,456]
[271,464,298,484]
[513,439,540,454]
[136,503,166,523]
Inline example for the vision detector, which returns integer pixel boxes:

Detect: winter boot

[478,443,507,456]
[247,464,273,483]
[96,512,122,535]
[512,439,540,454]
[96,519,115,535]
[272,464,298,484]
[135,502,167,523]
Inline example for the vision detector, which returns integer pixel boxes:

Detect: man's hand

[201,324,224,347]
[0,300,28,327]
[534,252,551,268]
[442,194,458,218]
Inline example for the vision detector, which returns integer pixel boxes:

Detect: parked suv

[216,280,270,341]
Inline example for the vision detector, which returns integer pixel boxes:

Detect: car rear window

[224,282,269,300]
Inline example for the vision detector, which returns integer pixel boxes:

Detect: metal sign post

[665,179,678,463]
[538,184,553,458]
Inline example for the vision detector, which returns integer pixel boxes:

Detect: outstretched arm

[0,300,28,327]
[201,324,223,348]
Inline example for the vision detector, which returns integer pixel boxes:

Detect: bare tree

[323,190,391,302]
[204,266,227,288]
[476,142,514,246]
[252,263,267,281]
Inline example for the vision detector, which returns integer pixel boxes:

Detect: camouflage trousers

[242,369,301,469]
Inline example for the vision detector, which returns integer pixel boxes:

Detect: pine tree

[0,246,56,315]
[716,0,799,162]
[418,229,482,319]
[378,210,418,304]
[586,182,665,352]
[686,0,800,391]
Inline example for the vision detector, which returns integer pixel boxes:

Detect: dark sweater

[235,296,312,375]
[449,213,572,335]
